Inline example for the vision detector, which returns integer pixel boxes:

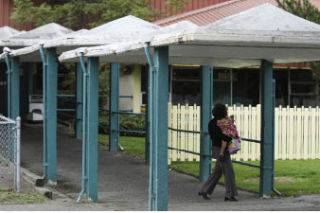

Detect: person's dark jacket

[208,118,232,148]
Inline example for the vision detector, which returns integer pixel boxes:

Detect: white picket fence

[168,104,320,163]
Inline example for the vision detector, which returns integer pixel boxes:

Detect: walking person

[198,103,238,201]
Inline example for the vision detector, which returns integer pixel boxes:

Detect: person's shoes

[198,192,210,200]
[225,196,238,201]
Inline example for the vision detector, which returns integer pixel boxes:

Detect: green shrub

[99,113,146,137]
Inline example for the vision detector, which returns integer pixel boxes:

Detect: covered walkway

[19,125,256,210]
[3,3,320,210]
[18,125,320,211]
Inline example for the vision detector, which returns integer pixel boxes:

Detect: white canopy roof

[59,20,199,63]
[159,20,198,33]
[44,15,160,49]
[0,26,21,41]
[3,17,195,62]
[207,3,320,31]
[1,16,160,62]
[0,23,73,47]
[59,4,320,68]
[0,29,89,62]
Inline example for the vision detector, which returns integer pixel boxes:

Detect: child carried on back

[217,115,241,155]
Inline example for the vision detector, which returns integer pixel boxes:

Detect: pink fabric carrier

[217,117,241,155]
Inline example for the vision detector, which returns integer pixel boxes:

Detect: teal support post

[77,55,88,202]
[11,57,20,120]
[86,57,99,201]
[260,60,274,197]
[39,46,48,179]
[144,46,154,165]
[271,80,280,195]
[199,66,213,182]
[46,48,57,183]
[109,63,119,152]
[76,63,83,139]
[149,46,169,211]
[145,65,151,163]
[5,56,11,118]
[144,47,154,208]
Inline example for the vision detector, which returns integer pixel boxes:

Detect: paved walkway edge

[21,167,72,201]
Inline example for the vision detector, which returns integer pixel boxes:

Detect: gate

[0,115,21,192]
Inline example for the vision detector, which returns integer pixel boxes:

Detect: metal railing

[168,127,261,168]
[0,115,21,192]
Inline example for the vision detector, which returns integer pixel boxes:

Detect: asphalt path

[1,126,319,211]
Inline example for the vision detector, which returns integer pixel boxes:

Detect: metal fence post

[16,116,21,192]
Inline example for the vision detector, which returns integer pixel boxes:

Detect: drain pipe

[144,44,156,210]
[272,175,281,196]
[77,53,88,202]
[272,187,281,196]
[39,45,48,180]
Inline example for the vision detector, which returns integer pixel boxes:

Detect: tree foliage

[165,0,189,16]
[11,0,189,30]
[277,0,320,80]
[277,0,320,23]
[11,0,159,29]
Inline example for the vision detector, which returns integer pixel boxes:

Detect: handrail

[168,127,261,143]
[168,147,260,168]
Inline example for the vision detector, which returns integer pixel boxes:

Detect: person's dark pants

[200,146,238,198]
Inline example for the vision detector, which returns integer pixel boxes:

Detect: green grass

[0,188,47,204]
[99,134,146,159]
[171,160,320,196]
[98,134,320,196]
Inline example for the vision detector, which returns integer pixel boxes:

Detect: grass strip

[0,188,47,204]
[98,134,320,196]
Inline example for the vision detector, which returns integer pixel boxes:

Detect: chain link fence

[0,115,21,192]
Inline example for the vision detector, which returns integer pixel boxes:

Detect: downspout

[39,45,48,180]
[77,53,89,202]
[144,44,155,210]
[272,187,281,196]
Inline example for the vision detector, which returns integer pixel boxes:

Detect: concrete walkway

[7,125,320,211]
